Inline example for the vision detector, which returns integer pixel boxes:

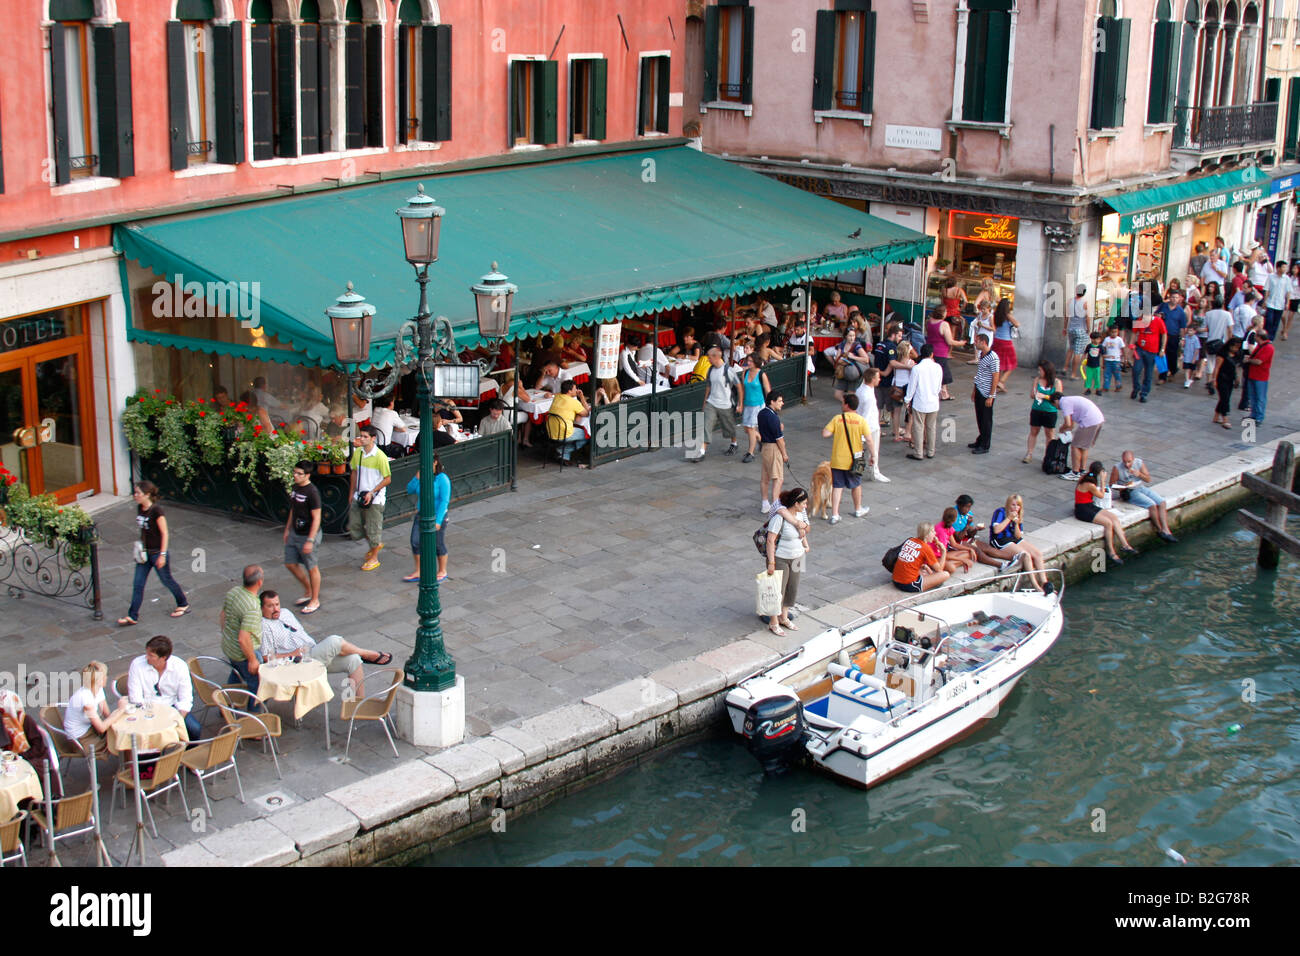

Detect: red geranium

[198,410,206,417]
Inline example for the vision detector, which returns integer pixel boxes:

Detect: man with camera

[348,425,391,572]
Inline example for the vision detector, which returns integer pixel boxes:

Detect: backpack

[754,515,784,558]
[690,354,712,383]
[882,543,903,573]
[1042,437,1071,475]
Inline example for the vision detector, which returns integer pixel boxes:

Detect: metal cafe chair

[188,656,246,726]
[338,668,405,760]
[109,741,190,839]
[26,789,106,866]
[179,725,245,817]
[28,719,68,800]
[541,412,582,468]
[39,706,110,771]
[109,673,129,706]
[1,811,28,867]
[212,688,283,779]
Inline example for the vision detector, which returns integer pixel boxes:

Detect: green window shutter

[212,23,245,165]
[702,5,719,103]
[165,21,188,172]
[300,24,321,154]
[250,24,273,159]
[397,28,409,144]
[345,23,364,148]
[1265,77,1280,102]
[397,0,421,24]
[275,22,298,157]
[51,0,95,18]
[94,23,134,179]
[1148,20,1177,123]
[962,13,986,121]
[656,56,671,133]
[176,0,215,19]
[508,61,520,146]
[590,57,607,140]
[979,11,1011,122]
[422,23,451,142]
[1111,18,1132,127]
[536,59,557,144]
[1090,22,1109,128]
[50,24,71,184]
[364,24,383,147]
[740,6,755,105]
[812,9,835,110]
[318,28,332,152]
[860,10,877,114]
[638,57,652,135]
[1287,78,1300,161]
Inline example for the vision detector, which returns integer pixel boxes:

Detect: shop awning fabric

[1103,166,1269,234]
[114,145,933,367]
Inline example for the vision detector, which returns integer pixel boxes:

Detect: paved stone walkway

[6,341,1298,863]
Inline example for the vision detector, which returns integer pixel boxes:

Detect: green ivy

[1,482,96,569]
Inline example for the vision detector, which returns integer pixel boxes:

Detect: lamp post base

[393,677,465,749]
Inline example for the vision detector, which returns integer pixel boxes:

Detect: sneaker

[1060,471,1079,481]
[998,556,1020,572]
[1183,380,1191,388]
[1140,395,1147,403]
[725,444,737,456]
[828,515,842,525]
[854,507,870,518]
[741,452,755,463]
[1084,388,1091,395]
[872,469,891,483]
[761,499,771,513]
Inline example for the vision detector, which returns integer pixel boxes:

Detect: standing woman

[925,306,958,401]
[1285,261,1300,341]
[764,487,810,637]
[832,327,870,400]
[1023,360,1063,463]
[1211,337,1242,428]
[974,277,997,312]
[991,298,1019,393]
[889,341,917,443]
[942,275,968,327]
[403,455,452,584]
[740,353,771,463]
[119,481,190,626]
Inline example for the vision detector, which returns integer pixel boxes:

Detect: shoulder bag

[841,414,867,477]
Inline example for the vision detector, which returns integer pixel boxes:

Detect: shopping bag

[1155,353,1169,374]
[755,570,785,617]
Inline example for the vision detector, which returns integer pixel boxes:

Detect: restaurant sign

[948,211,1020,246]
[0,311,73,355]
[595,322,622,379]
[1119,183,1267,233]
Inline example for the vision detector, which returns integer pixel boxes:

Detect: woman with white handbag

[761,488,811,637]
[118,480,191,626]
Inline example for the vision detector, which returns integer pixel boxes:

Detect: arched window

[166,0,242,169]
[395,0,451,145]
[1172,1,1201,146]
[1090,0,1133,129]
[298,0,332,154]
[344,0,384,148]
[1232,2,1259,106]
[956,0,1015,124]
[1149,0,1178,123]
[45,1,131,184]
[1218,0,1239,104]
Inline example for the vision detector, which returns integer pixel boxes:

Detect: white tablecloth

[668,359,697,382]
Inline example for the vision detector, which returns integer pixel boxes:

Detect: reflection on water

[419,513,1300,867]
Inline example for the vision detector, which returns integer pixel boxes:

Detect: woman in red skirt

[990,298,1019,392]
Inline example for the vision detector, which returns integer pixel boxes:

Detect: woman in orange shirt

[892,523,951,593]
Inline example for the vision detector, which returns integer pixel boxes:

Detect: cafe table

[0,753,42,821]
[107,703,189,755]
[256,658,334,747]
[557,362,591,386]
[668,359,697,384]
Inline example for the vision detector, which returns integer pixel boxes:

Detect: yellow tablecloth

[256,659,334,721]
[0,756,43,820]
[108,704,189,754]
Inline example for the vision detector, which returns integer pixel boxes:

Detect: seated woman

[1074,462,1138,564]
[753,333,780,364]
[1,689,58,796]
[892,524,951,593]
[594,377,622,405]
[934,507,976,574]
[669,326,701,359]
[987,494,1053,593]
[731,333,752,367]
[553,332,589,364]
[500,372,535,446]
[238,391,276,434]
[63,661,128,757]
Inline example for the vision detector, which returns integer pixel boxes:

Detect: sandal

[779,618,799,631]
[401,573,420,582]
[768,623,786,637]
[370,651,393,665]
[300,603,319,614]
[294,597,312,607]
[169,606,191,618]
[1220,421,1232,429]
[1022,454,1033,463]
[361,559,381,572]
[436,573,449,583]
[117,616,137,627]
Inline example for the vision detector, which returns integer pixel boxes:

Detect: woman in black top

[1211,337,1242,428]
[119,480,190,626]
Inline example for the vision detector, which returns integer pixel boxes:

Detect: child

[1181,323,1202,388]
[951,495,999,567]
[854,367,890,483]
[1083,331,1104,395]
[935,507,976,573]
[1102,327,1126,393]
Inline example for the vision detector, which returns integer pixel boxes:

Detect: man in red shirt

[1129,311,1167,403]
[1243,330,1274,425]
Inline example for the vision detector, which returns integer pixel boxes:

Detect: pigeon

[848,227,862,239]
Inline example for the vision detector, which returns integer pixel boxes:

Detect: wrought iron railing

[187,139,212,157]
[718,82,743,100]
[69,153,98,172]
[835,90,863,110]
[1174,102,1279,150]
[0,525,102,619]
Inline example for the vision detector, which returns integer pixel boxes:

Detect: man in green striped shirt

[220,565,264,692]
[349,425,392,571]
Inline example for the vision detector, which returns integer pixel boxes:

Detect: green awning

[1104,167,1269,233]
[114,146,933,367]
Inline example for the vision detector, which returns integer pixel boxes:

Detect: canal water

[418,510,1300,867]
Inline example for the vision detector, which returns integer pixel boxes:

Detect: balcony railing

[1174,101,1279,151]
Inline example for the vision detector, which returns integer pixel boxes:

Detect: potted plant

[328,437,350,474]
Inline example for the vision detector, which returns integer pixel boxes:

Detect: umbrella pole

[87,752,112,867]
[510,347,519,491]
[880,267,889,339]
[40,755,60,867]
[123,734,147,867]
[803,280,813,403]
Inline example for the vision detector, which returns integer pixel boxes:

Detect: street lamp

[327,185,516,711]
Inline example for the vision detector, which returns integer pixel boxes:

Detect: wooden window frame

[832,10,871,112]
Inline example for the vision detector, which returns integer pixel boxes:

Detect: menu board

[595,322,622,379]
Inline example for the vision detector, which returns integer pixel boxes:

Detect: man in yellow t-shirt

[820,393,870,524]
[547,380,591,466]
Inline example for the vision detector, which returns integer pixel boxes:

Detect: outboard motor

[742,693,807,773]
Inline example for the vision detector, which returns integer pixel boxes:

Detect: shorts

[1074,502,1101,522]
[1029,408,1058,429]
[935,356,953,385]
[831,467,861,490]
[703,402,737,445]
[284,531,322,570]
[1182,361,1198,370]
[1290,299,1300,312]
[1204,339,1223,356]
[1126,486,1165,509]
[741,404,760,428]
[410,517,448,557]
[760,443,784,486]
[1068,329,1090,354]
[1072,423,1102,450]
[348,498,385,547]
[1114,316,1134,331]
[893,577,924,593]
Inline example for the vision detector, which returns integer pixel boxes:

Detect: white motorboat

[726,570,1065,789]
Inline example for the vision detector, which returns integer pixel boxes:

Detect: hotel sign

[1119,183,1267,233]
[949,211,1020,246]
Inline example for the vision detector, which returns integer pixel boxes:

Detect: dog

[809,460,833,519]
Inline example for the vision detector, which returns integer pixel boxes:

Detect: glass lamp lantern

[326,282,377,364]
[470,262,517,339]
[396,184,445,265]
[431,362,481,400]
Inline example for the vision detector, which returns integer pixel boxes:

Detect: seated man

[127,635,201,739]
[323,404,352,438]
[259,591,392,697]
[1111,450,1178,543]
[547,380,591,466]
[252,376,288,424]
[478,398,513,436]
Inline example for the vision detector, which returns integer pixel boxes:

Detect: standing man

[1155,290,1187,385]
[1231,288,1259,339]
[220,565,265,693]
[348,424,391,571]
[689,347,739,461]
[1064,284,1090,380]
[820,394,870,524]
[1189,242,1209,279]
[1130,307,1167,403]
[284,461,322,614]
[1263,260,1290,340]
[757,391,788,514]
[127,635,200,740]
[970,334,999,454]
[1201,247,1229,289]
[1243,330,1274,425]
[905,344,943,460]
